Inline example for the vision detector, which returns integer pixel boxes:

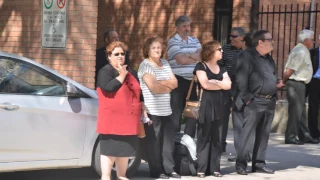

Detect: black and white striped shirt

[138,59,172,116]
[218,43,242,77]
[167,34,201,80]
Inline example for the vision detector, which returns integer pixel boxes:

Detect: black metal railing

[258,3,320,99]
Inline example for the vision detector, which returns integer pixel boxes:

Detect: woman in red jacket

[96,41,145,180]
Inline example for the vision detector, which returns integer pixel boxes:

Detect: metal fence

[258,3,320,99]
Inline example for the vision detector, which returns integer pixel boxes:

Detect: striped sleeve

[138,61,154,80]
[167,38,182,60]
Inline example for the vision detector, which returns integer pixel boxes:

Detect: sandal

[197,172,205,178]
[212,172,222,177]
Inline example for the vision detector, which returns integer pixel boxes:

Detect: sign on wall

[42,0,68,49]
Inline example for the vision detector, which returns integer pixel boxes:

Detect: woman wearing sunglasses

[96,41,145,180]
[195,40,231,178]
[138,37,180,179]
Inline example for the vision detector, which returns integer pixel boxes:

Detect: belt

[254,94,274,99]
[288,79,305,84]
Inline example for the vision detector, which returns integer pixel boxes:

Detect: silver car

[0,52,141,176]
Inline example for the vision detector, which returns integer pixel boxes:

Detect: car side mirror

[66,82,79,97]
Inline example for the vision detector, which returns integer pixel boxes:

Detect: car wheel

[92,140,142,178]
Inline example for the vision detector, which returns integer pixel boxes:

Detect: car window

[0,57,66,96]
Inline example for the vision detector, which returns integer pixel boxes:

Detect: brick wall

[0,0,98,89]
[97,0,215,67]
[232,0,252,32]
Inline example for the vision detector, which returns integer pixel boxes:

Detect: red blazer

[96,66,142,135]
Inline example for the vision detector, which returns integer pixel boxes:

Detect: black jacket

[306,47,320,97]
[235,48,276,105]
[310,47,319,76]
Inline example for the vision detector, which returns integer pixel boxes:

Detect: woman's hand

[115,62,128,83]
[117,62,128,76]
[147,120,153,126]
[141,103,153,126]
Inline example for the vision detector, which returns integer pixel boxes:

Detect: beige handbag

[182,75,203,119]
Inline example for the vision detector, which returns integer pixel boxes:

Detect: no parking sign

[42,0,68,49]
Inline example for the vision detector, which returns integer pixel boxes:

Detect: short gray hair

[231,27,246,36]
[175,15,191,27]
[297,29,314,43]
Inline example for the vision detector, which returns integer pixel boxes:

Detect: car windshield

[0,58,66,96]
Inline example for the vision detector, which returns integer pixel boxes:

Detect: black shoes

[285,136,319,144]
[285,138,304,145]
[150,173,169,179]
[168,172,181,179]
[150,172,180,179]
[252,165,275,174]
[304,136,320,144]
[236,167,248,175]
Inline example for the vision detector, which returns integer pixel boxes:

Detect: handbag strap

[186,62,206,101]
[186,75,195,101]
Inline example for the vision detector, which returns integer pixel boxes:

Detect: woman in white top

[138,37,180,179]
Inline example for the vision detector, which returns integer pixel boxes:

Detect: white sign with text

[42,0,68,49]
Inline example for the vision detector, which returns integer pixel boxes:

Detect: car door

[0,57,87,162]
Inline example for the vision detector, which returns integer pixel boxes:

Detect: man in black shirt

[95,29,130,87]
[235,30,284,175]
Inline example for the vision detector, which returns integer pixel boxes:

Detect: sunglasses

[112,52,126,56]
[230,34,239,38]
[264,38,273,41]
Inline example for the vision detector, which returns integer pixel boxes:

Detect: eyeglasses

[230,34,239,38]
[112,52,126,56]
[264,38,273,42]
[217,48,223,52]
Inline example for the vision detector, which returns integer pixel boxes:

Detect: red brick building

[1,0,319,89]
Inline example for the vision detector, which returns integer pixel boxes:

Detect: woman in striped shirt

[138,37,180,179]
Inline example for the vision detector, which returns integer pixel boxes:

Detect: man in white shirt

[282,29,319,145]
[167,15,201,138]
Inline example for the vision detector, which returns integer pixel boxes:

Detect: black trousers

[308,78,320,139]
[232,109,245,154]
[197,121,222,173]
[145,114,175,175]
[221,94,232,151]
[286,80,311,141]
[170,75,198,138]
[236,97,276,169]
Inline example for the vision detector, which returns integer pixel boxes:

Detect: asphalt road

[0,131,319,180]
[0,167,100,180]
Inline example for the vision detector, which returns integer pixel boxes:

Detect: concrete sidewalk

[132,130,320,180]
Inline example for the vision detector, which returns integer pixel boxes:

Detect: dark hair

[106,41,127,55]
[200,40,221,62]
[103,28,116,44]
[143,37,164,58]
[243,33,253,48]
[175,15,191,27]
[252,30,270,47]
[231,27,246,36]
